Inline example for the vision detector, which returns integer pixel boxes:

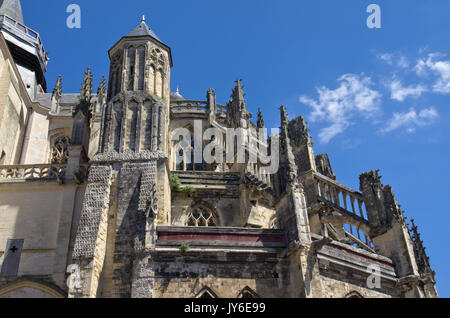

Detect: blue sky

[22,0,449,296]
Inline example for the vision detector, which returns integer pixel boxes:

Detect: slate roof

[127,19,161,41]
[34,93,98,109]
[0,0,24,25]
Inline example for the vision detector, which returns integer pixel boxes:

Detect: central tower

[101,16,172,154]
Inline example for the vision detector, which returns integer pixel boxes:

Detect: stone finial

[207,88,216,123]
[257,108,265,128]
[315,154,336,180]
[52,75,62,100]
[280,106,298,185]
[74,67,94,120]
[286,115,312,147]
[231,78,246,112]
[228,79,249,127]
[383,185,405,224]
[410,219,433,277]
[80,67,93,103]
[50,75,62,114]
[280,105,288,127]
[97,75,107,101]
[359,169,382,190]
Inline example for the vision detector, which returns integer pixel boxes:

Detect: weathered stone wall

[132,251,289,298]
[171,194,241,227]
[315,272,396,298]
[0,181,85,291]
[20,111,50,164]
[0,39,31,165]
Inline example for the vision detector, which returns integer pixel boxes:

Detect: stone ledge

[157,226,284,235]
[311,233,393,265]
[157,240,285,248]
[156,226,287,249]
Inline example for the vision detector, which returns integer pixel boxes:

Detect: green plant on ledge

[180,243,190,253]
[170,173,182,191]
[170,174,196,198]
[181,185,196,198]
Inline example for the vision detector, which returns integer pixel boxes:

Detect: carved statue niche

[145,183,158,218]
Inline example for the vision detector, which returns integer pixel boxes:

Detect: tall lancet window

[149,48,166,98]
[127,47,136,91]
[127,101,138,151]
[149,65,155,94]
[113,102,123,152]
[140,101,153,150]
[114,67,121,95]
[155,69,163,98]
[137,47,145,91]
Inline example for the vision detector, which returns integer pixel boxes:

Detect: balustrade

[0,164,67,181]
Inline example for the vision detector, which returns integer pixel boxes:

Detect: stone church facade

[0,0,438,298]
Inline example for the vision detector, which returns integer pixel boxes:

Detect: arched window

[149,48,166,98]
[187,206,217,227]
[345,291,364,298]
[51,136,70,164]
[127,47,136,91]
[237,287,260,298]
[196,287,218,298]
[172,126,204,171]
[176,149,184,171]
[127,101,138,151]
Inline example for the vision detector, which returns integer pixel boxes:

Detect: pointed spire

[95,75,107,114]
[257,108,265,128]
[74,68,94,120]
[127,14,161,41]
[50,75,62,114]
[410,219,433,276]
[232,79,246,111]
[52,75,62,100]
[80,67,93,103]
[0,0,24,25]
[97,75,106,99]
[298,116,309,135]
[280,106,298,185]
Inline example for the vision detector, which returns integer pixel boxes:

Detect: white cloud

[299,74,381,143]
[398,56,409,68]
[377,53,393,64]
[415,53,450,94]
[380,107,438,134]
[377,53,409,68]
[390,79,426,101]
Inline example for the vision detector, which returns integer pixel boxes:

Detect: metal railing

[0,14,46,64]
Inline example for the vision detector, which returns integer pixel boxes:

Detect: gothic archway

[186,205,218,227]
[237,286,260,298]
[0,280,66,298]
[196,286,218,298]
[345,291,364,298]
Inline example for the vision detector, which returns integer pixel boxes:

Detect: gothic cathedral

[0,0,437,298]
